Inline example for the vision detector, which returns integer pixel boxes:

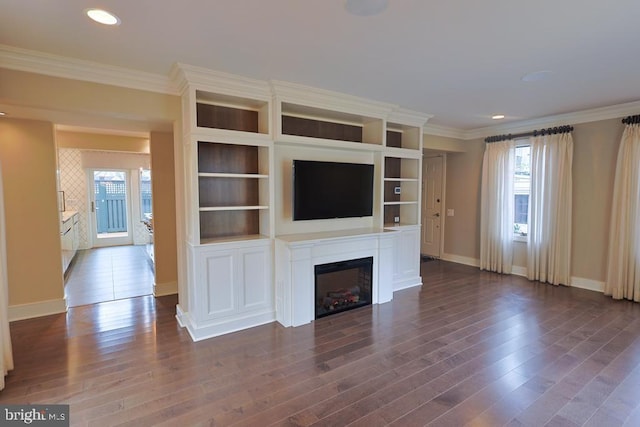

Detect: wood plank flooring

[65,246,154,307]
[3,260,640,426]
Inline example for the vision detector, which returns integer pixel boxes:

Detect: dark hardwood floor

[2,260,640,426]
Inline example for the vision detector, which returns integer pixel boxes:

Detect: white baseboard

[176,305,276,342]
[175,304,188,328]
[570,276,605,293]
[512,266,528,277]
[440,253,480,267]
[393,276,423,292]
[439,255,605,294]
[9,298,67,322]
[154,281,178,297]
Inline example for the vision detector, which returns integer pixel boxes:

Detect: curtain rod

[485,125,574,143]
[622,115,640,125]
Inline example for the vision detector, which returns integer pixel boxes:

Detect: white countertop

[61,210,78,223]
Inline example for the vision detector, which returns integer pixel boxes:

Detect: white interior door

[422,156,443,257]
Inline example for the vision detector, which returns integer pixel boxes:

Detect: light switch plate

[394,186,401,195]
[394,216,400,223]
[447,209,454,217]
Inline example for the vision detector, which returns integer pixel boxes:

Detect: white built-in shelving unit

[172,64,431,341]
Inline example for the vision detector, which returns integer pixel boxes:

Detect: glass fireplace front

[314,256,373,319]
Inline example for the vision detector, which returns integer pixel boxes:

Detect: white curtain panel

[605,124,640,301]
[480,140,515,274]
[527,132,573,285]
[0,162,13,390]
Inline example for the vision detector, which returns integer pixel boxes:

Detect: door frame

[87,168,134,248]
[421,153,447,258]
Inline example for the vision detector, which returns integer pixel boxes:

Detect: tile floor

[64,245,154,307]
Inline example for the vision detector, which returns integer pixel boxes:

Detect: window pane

[515,194,528,235]
[514,145,531,235]
[140,169,152,220]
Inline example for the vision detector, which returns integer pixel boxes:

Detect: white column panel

[204,252,235,317]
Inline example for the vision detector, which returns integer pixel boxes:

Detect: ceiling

[1,0,639,132]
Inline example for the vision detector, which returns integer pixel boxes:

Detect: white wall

[273,145,378,236]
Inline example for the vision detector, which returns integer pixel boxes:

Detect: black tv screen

[293,160,374,221]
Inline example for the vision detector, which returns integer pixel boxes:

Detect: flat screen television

[293,160,374,220]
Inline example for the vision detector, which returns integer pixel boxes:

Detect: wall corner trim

[9,298,67,322]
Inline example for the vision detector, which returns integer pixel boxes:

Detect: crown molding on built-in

[171,62,272,100]
[2,44,638,139]
[0,44,178,95]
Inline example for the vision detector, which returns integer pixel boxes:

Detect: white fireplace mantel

[274,228,397,327]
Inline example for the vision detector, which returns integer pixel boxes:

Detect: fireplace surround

[275,228,396,327]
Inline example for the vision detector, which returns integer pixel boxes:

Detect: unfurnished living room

[1,1,640,426]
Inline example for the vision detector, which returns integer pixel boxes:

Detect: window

[514,144,530,237]
[140,169,152,221]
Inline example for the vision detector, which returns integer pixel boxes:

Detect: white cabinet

[389,225,422,291]
[185,240,274,341]
[61,211,79,274]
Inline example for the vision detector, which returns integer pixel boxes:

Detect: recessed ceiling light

[345,0,388,16]
[521,70,553,82]
[86,8,121,26]
[0,112,6,116]
[492,114,505,120]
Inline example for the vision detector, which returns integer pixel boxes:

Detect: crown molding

[423,123,468,139]
[271,80,396,119]
[5,45,638,137]
[460,100,640,141]
[0,44,178,95]
[388,107,432,127]
[171,63,272,100]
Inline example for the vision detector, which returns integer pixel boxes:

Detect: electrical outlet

[394,216,400,223]
[394,186,401,195]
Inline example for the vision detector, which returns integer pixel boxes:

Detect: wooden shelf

[198,173,268,179]
[383,201,418,206]
[383,177,419,182]
[199,206,269,212]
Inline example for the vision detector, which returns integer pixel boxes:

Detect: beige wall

[0,69,178,133]
[57,131,150,153]
[437,117,626,284]
[0,118,64,306]
[570,118,622,281]
[0,68,181,313]
[150,131,178,294]
[440,138,484,260]
[423,133,468,153]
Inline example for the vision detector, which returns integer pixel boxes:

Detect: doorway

[421,155,445,258]
[90,169,133,247]
[57,144,155,307]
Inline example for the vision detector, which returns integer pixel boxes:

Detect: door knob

[434,212,440,217]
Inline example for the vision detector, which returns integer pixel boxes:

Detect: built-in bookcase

[197,142,270,243]
[172,64,430,340]
[383,156,420,227]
